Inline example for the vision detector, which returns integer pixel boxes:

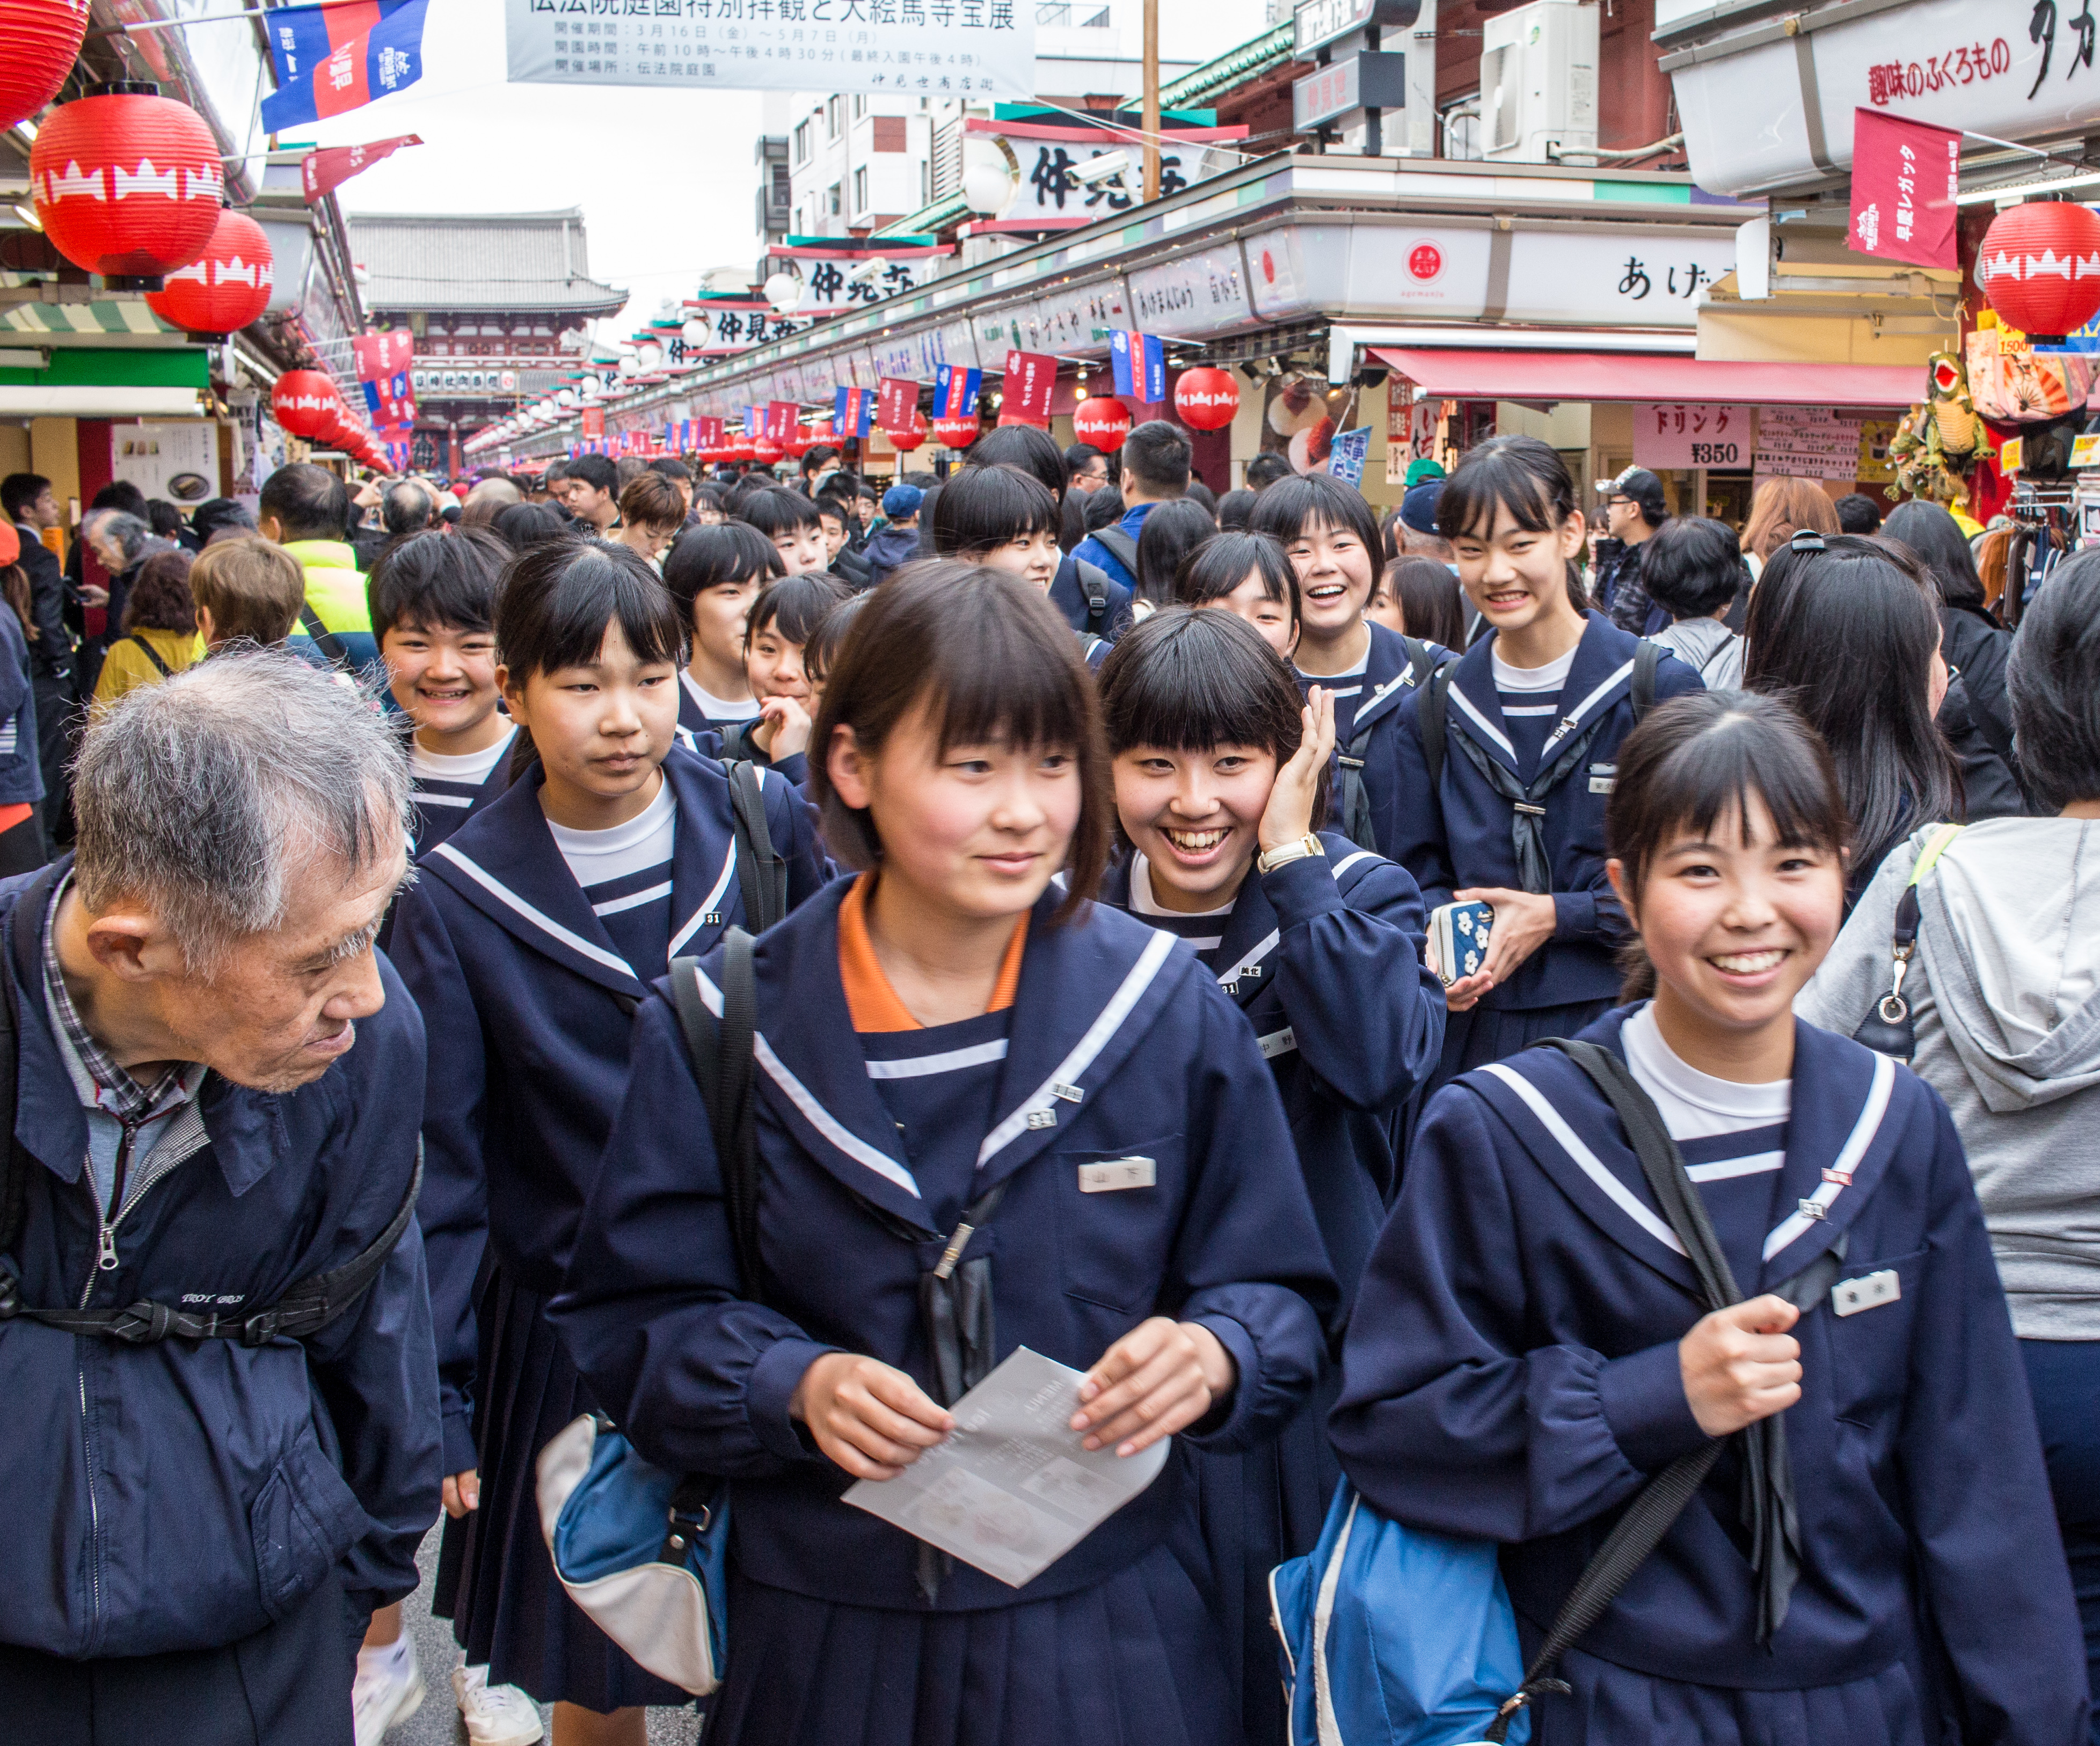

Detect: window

[854,166,868,211]
[827,181,842,215]
[852,94,866,119]
[793,119,811,163]
[826,96,842,137]
[921,158,931,204]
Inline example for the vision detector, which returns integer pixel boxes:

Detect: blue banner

[933,364,982,421]
[1107,331,1164,404]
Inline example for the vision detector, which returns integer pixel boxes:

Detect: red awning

[1370,348,1921,408]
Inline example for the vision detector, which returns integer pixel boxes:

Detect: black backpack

[1333,635,1454,853]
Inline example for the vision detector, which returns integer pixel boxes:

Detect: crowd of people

[0,421,2094,1746]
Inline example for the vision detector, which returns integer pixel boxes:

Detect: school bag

[1074,558,1115,636]
[1335,634,1452,852]
[1850,823,1962,1063]
[1272,1035,1850,1745]
[1088,526,1139,592]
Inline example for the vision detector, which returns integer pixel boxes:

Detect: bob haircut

[930,464,1062,557]
[1638,516,1744,622]
[1382,556,1468,648]
[494,536,685,683]
[367,526,505,642]
[662,521,783,625]
[737,486,823,540]
[1216,488,1256,531]
[1097,606,1329,833]
[1134,499,1219,607]
[747,569,852,649]
[492,501,570,552]
[1174,529,1298,627]
[188,535,304,646]
[968,424,1067,502]
[1433,433,1588,617]
[1741,476,1839,562]
[1083,486,1126,532]
[805,588,872,686]
[2007,545,2100,809]
[617,469,686,535]
[1743,531,1958,881]
[806,560,1110,918]
[121,547,197,635]
[1246,471,1381,563]
[1880,498,1988,612]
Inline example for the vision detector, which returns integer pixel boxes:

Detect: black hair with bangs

[1435,433,1588,616]
[1098,606,1330,832]
[1134,499,1219,607]
[805,588,872,685]
[662,521,783,623]
[969,424,1068,501]
[930,464,1062,557]
[1245,472,1381,561]
[368,525,505,642]
[747,569,852,648]
[738,486,823,539]
[807,559,1109,917]
[1173,530,1298,627]
[495,536,686,682]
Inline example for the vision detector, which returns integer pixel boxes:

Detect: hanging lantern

[784,425,812,458]
[888,415,928,452]
[143,207,273,338]
[1977,200,2100,341]
[1071,395,1132,449]
[1,0,91,135]
[271,368,341,440]
[30,83,224,289]
[932,414,981,449]
[1173,366,1239,432]
[807,420,837,448]
[730,436,757,463]
[752,435,785,464]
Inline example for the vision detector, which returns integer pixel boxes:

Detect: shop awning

[1370,348,1921,408]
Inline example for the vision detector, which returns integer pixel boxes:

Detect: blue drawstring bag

[1270,1481,1528,1746]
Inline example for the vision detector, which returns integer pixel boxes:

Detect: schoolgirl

[389,539,829,1746]
[930,465,1119,666]
[1132,498,1217,613]
[1248,473,1457,857]
[1386,435,1704,1085]
[663,521,781,737]
[1095,607,1445,1743]
[713,569,852,787]
[1331,689,2088,1746]
[1171,527,1299,658]
[967,423,1132,641]
[551,562,1337,1746]
[738,486,831,576]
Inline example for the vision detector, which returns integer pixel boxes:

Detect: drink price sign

[1633,402,1751,470]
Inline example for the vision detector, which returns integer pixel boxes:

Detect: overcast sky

[291,0,1265,340]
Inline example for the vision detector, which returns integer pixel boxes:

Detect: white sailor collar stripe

[428,842,643,988]
[1481,1062,1689,1256]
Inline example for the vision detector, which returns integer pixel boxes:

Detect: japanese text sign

[1002,349,1058,423]
[1632,403,1751,470]
[835,385,875,439]
[877,377,921,435]
[1108,331,1165,404]
[1849,109,1959,269]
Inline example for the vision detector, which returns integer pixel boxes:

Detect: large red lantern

[888,415,927,452]
[1173,366,1239,433]
[144,208,273,338]
[1071,395,1132,449]
[806,420,837,448]
[30,83,224,289]
[1,0,91,134]
[932,415,981,449]
[752,435,785,464]
[730,437,757,463]
[1977,201,2100,341]
[783,425,812,458]
[272,369,342,440]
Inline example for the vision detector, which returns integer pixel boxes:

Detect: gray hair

[73,648,412,970]
[91,511,157,568]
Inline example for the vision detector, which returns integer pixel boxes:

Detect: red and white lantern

[1071,395,1132,450]
[271,369,342,440]
[1,0,91,134]
[752,435,785,464]
[888,415,928,452]
[932,414,981,449]
[144,207,273,337]
[1977,201,2100,341]
[30,83,224,289]
[1173,366,1239,433]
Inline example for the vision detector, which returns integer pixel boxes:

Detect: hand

[1455,887,1558,989]
[78,583,109,609]
[1680,1296,1802,1437]
[353,481,383,509]
[790,1351,952,1480]
[1443,968,1494,1013]
[1071,1317,1235,1458]
[1258,686,1337,854]
[442,1469,479,1518]
[750,695,812,762]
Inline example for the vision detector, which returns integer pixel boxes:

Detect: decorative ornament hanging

[144,208,273,338]
[932,414,981,449]
[271,369,342,440]
[1071,395,1132,449]
[888,412,929,451]
[30,83,224,289]
[0,0,91,135]
[1976,200,2100,342]
[1173,366,1239,433]
[784,425,812,458]
[752,435,785,464]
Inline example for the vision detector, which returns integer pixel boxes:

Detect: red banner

[1003,349,1058,424]
[697,415,725,449]
[301,135,424,203]
[766,399,799,441]
[1849,108,1959,269]
[352,328,415,378]
[582,406,604,439]
[877,376,920,435]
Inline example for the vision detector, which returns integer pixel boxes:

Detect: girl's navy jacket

[1383,612,1705,1014]
[551,879,1338,1613]
[1331,1007,2089,1744]
[389,746,828,1475]
[0,861,439,1660]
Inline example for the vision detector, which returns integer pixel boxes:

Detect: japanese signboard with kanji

[999,129,1227,223]
[877,376,920,435]
[504,0,1033,97]
[677,301,819,355]
[776,253,933,315]
[1756,406,1864,481]
[1002,349,1057,422]
[1848,108,1959,269]
[1633,403,1752,470]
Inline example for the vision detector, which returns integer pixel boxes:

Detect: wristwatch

[1257,834,1325,874]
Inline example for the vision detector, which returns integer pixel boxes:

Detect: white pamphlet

[842,1346,1172,1589]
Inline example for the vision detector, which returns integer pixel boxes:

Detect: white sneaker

[352,1635,426,1746]
[453,1663,547,1746]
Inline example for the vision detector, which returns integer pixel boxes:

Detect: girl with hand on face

[553,564,1337,1746]
[389,540,829,1746]
[663,521,783,739]
[714,571,852,787]
[1388,435,1705,1090]
[1172,529,1301,660]
[1334,690,2088,1746]
[1096,607,1446,1745]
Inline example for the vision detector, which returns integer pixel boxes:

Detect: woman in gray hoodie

[1799,550,2100,1737]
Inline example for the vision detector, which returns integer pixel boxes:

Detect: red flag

[877,377,920,436]
[767,400,799,441]
[1849,109,1959,270]
[1003,349,1058,424]
[301,134,424,203]
[697,416,725,449]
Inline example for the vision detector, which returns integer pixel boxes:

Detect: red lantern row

[1977,200,2100,342]
[30,83,224,290]
[1071,395,1131,449]
[1,0,91,135]
[932,414,981,448]
[144,207,273,338]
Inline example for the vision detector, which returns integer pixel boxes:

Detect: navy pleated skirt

[706,1539,1242,1746]
[439,1266,690,1714]
[1430,997,1616,1097]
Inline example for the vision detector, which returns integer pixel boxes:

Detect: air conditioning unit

[1479,0,1597,164]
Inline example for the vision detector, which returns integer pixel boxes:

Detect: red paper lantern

[888,417,928,452]
[806,420,837,448]
[1071,395,1132,449]
[1,0,91,134]
[730,440,757,463]
[272,369,342,440]
[752,435,785,464]
[932,415,981,448]
[144,208,273,337]
[784,426,812,458]
[30,83,224,289]
[1977,201,2100,341]
[1173,366,1239,432]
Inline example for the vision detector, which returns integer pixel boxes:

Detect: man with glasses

[1064,441,1112,495]
[1593,464,1670,634]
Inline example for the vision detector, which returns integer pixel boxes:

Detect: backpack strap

[1091,526,1139,581]
[721,759,787,934]
[1419,659,1454,794]
[1074,560,1111,635]
[297,604,354,673]
[669,932,761,1299]
[1852,823,1963,1062]
[1631,637,1661,721]
[126,633,173,679]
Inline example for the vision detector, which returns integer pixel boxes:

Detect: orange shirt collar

[836,873,1026,1033]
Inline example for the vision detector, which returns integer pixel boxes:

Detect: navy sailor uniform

[388,744,828,1710]
[1384,611,1704,1085]
[407,720,516,857]
[1102,829,1445,1745]
[551,880,1338,1746]
[1332,1006,2090,1746]
[1293,622,1444,861]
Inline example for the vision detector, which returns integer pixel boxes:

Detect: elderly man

[0,651,440,1745]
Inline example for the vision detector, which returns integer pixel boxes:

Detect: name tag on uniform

[1589,763,1616,794]
[1078,1156,1156,1193]
[1257,1026,1297,1060]
[1832,1269,1900,1317]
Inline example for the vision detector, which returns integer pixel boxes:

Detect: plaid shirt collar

[42,872,202,1124]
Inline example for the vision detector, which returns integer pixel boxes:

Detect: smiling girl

[713,570,852,786]
[553,563,1336,1746]
[1171,528,1300,659]
[389,540,827,1746]
[1334,689,2087,1746]
[1389,434,1704,1088]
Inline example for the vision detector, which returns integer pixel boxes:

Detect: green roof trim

[0,345,208,388]
[874,192,971,239]
[1593,179,1691,204]
[995,100,1219,125]
[1157,22,1296,111]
